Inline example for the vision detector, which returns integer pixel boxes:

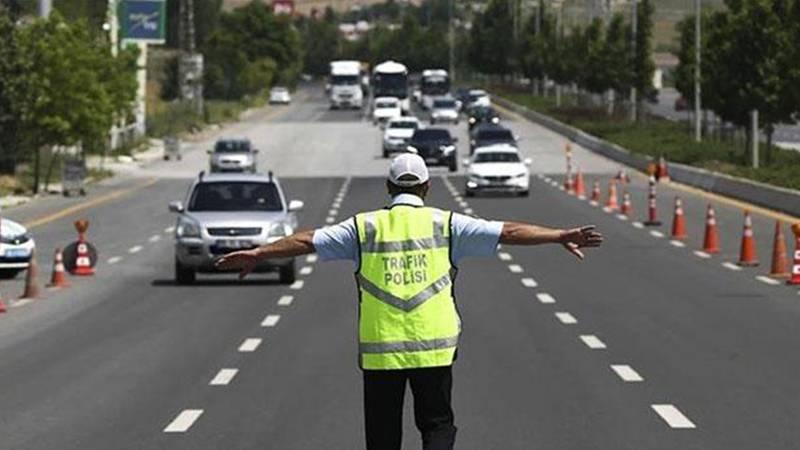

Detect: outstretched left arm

[214,229,316,279]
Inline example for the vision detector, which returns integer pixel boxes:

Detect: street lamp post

[694,0,702,142]
[38,0,51,17]
[630,0,637,122]
[448,0,455,82]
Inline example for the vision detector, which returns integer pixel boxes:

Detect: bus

[420,69,450,110]
[372,60,409,113]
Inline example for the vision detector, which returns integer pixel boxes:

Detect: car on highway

[407,127,458,172]
[464,144,531,197]
[469,123,518,154]
[169,172,304,284]
[467,106,500,130]
[430,98,460,124]
[372,96,402,126]
[0,217,35,279]
[382,116,421,158]
[466,89,491,109]
[269,86,291,105]
[208,139,259,174]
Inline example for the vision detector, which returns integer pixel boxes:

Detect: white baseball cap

[389,153,430,187]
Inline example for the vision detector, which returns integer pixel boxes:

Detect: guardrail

[493,95,800,218]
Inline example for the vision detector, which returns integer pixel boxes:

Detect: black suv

[407,128,458,172]
[469,124,517,155]
[467,106,500,130]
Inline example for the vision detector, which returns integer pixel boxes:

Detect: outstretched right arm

[499,222,603,260]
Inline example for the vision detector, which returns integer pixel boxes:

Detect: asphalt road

[1,84,799,450]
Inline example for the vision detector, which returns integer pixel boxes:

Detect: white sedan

[372,97,402,126]
[464,144,531,197]
[382,116,420,158]
[0,217,35,278]
[269,87,291,105]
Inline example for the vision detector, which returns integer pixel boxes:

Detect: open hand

[559,225,603,260]
[214,249,260,279]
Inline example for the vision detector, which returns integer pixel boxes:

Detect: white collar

[391,193,424,207]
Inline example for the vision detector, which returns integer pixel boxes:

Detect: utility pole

[751,109,759,168]
[179,0,204,116]
[630,0,637,122]
[694,0,702,142]
[448,0,455,83]
[555,0,564,107]
[38,0,51,17]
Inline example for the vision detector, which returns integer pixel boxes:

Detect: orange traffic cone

[657,155,670,182]
[769,220,790,278]
[789,223,800,285]
[19,250,40,300]
[671,197,688,240]
[604,180,619,211]
[574,170,586,198]
[47,248,70,288]
[702,204,721,254]
[620,192,632,217]
[0,286,6,314]
[737,210,759,266]
[564,172,574,194]
[590,181,601,205]
[644,175,661,226]
[72,219,95,276]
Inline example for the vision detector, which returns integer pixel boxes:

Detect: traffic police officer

[216,153,603,450]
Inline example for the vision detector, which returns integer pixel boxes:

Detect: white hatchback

[269,86,291,105]
[372,97,402,126]
[382,116,421,158]
[464,144,531,197]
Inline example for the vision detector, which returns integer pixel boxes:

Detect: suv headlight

[441,145,456,154]
[268,222,293,238]
[176,216,201,238]
[491,117,500,124]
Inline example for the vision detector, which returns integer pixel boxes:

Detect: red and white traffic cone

[737,210,759,266]
[0,285,7,314]
[71,219,95,276]
[590,181,601,206]
[620,192,632,217]
[574,169,586,199]
[769,220,790,278]
[657,155,670,182]
[702,204,721,254]
[789,223,800,285]
[604,180,619,212]
[644,176,661,226]
[671,197,688,240]
[47,248,70,288]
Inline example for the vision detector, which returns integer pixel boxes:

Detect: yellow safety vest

[355,205,460,370]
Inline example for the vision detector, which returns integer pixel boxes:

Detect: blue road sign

[121,0,166,44]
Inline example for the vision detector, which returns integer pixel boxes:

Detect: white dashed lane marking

[610,364,644,382]
[722,262,742,271]
[209,368,238,386]
[632,221,644,229]
[464,208,474,215]
[669,240,685,248]
[300,266,313,275]
[163,409,203,433]
[326,217,336,224]
[649,230,665,238]
[521,278,538,288]
[756,275,781,286]
[164,226,176,233]
[508,264,523,273]
[651,404,696,429]
[580,335,607,349]
[306,254,318,263]
[328,209,338,216]
[498,252,512,261]
[107,256,122,265]
[536,293,556,304]
[290,280,304,290]
[278,295,294,306]
[555,312,577,324]
[128,245,143,254]
[149,234,161,243]
[238,338,262,353]
[261,314,281,327]
[693,251,711,259]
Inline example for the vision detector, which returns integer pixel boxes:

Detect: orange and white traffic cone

[47,248,70,288]
[702,204,721,254]
[574,169,586,199]
[657,155,670,182]
[19,250,40,300]
[671,197,688,240]
[0,285,6,314]
[604,180,619,211]
[737,210,759,266]
[590,180,601,205]
[644,176,661,226]
[620,192,632,217]
[789,223,800,285]
[71,219,95,276]
[564,173,574,194]
[769,220,790,278]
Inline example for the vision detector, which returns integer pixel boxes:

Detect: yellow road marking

[23,178,158,230]
[495,100,800,223]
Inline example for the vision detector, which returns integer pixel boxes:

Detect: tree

[468,0,514,76]
[631,0,656,105]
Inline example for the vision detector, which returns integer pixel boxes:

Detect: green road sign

[120,0,166,44]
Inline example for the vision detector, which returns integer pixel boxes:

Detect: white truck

[420,69,450,111]
[329,60,364,109]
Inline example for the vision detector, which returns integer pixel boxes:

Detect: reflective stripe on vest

[362,210,448,253]
[359,335,459,354]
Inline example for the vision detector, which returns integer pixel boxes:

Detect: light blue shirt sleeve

[312,218,359,263]
[450,213,504,265]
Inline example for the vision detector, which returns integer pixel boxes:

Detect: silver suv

[168,172,304,284]
[208,139,258,173]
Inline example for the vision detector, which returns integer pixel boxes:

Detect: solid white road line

[210,368,239,386]
[149,234,161,243]
[164,409,204,433]
[107,256,122,265]
[722,262,742,271]
[580,335,607,349]
[128,245,143,254]
[632,221,644,229]
[300,266,313,275]
[669,240,686,248]
[238,338,262,353]
[521,278,538,288]
[555,312,577,324]
[610,364,644,382]
[651,404,696,429]
[649,230,665,238]
[261,314,281,327]
[278,295,294,306]
[536,293,556,304]
[290,280,304,290]
[306,254,318,263]
[756,275,781,286]
[508,264,523,273]
[498,252,512,261]
[693,251,711,259]
[164,226,176,233]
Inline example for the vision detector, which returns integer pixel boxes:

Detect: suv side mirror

[288,200,304,212]
[462,159,470,167]
[524,158,532,166]
[168,201,184,213]
[253,149,260,154]
[452,137,459,143]
[206,149,213,155]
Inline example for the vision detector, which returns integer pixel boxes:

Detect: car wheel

[0,269,22,280]
[175,259,196,285]
[519,190,530,197]
[430,119,436,125]
[382,148,389,158]
[279,260,296,284]
[448,158,457,172]
[465,190,475,198]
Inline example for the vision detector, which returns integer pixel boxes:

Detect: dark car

[454,87,472,109]
[407,128,458,172]
[469,124,517,154]
[467,106,500,130]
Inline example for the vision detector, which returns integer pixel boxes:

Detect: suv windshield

[474,152,520,163]
[471,107,496,118]
[434,100,456,108]
[477,129,513,141]
[376,100,397,108]
[215,141,251,153]
[331,75,359,85]
[389,121,418,129]
[189,182,282,212]
[412,129,451,142]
